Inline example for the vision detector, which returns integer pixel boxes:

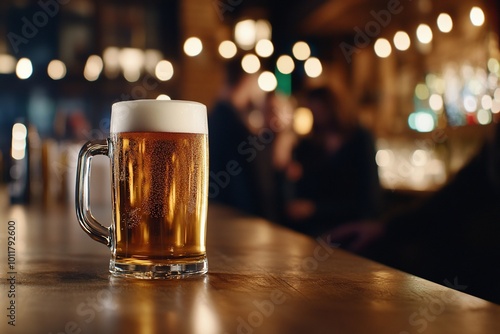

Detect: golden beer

[111,131,208,266]
[76,100,209,278]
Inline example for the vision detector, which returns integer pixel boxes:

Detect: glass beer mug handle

[75,139,111,247]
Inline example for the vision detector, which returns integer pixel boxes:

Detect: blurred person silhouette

[208,57,266,216]
[284,87,381,236]
[251,92,296,222]
[327,121,500,304]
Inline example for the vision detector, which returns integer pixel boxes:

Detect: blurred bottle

[9,120,30,204]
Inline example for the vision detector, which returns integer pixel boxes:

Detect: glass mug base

[109,256,208,279]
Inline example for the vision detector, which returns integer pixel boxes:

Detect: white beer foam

[111,100,208,134]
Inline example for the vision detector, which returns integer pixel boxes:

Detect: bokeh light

[491,100,500,114]
[118,48,144,82]
[235,19,256,50]
[429,94,443,111]
[470,7,485,26]
[292,41,311,61]
[155,60,174,81]
[304,57,322,78]
[437,13,453,33]
[464,95,477,112]
[103,46,120,78]
[12,123,27,140]
[184,37,203,57]
[293,107,314,135]
[218,40,237,59]
[375,149,393,167]
[481,95,492,110]
[276,55,295,74]
[411,150,428,167]
[393,31,411,51]
[416,24,433,44]
[415,83,430,100]
[156,94,171,100]
[487,58,499,73]
[241,54,260,74]
[255,19,272,41]
[11,123,28,160]
[255,39,274,58]
[0,54,16,74]
[477,109,492,125]
[16,58,33,79]
[409,111,435,132]
[144,49,163,74]
[84,55,103,81]
[374,38,392,58]
[258,71,277,92]
[47,59,66,80]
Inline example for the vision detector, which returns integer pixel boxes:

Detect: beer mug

[75,100,209,279]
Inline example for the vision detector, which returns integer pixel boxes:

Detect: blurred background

[0,0,499,206]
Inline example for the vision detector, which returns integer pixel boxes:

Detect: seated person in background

[284,87,382,237]
[327,121,500,304]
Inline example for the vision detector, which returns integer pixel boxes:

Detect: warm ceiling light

[0,54,16,74]
[495,88,500,101]
[292,41,311,61]
[488,58,499,73]
[429,94,443,111]
[11,123,28,161]
[477,109,492,125]
[156,94,171,100]
[218,40,237,59]
[416,24,433,44]
[492,99,500,114]
[103,46,120,78]
[276,55,294,74]
[47,59,66,80]
[155,60,174,81]
[304,57,322,78]
[375,150,393,167]
[258,71,277,92]
[123,69,140,82]
[393,31,411,51]
[118,48,144,71]
[415,83,429,100]
[255,19,272,41]
[437,13,453,33]
[241,54,260,74]
[118,48,144,82]
[184,37,203,57]
[470,7,485,26]
[16,58,33,79]
[481,95,492,110]
[235,19,256,50]
[84,55,103,81]
[12,123,27,140]
[293,107,314,135]
[463,95,477,112]
[374,38,392,58]
[255,39,274,58]
[144,49,163,74]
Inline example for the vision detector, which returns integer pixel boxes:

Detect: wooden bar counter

[1,192,500,334]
